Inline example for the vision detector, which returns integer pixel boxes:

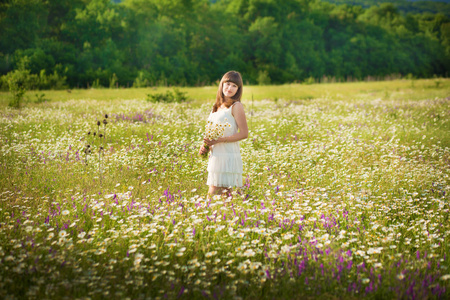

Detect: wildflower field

[0,79,449,299]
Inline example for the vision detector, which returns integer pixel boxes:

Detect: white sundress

[206,104,243,188]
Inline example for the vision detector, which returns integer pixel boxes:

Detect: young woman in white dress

[199,71,248,195]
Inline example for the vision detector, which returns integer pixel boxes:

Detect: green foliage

[0,0,48,54]
[133,71,150,88]
[91,79,102,89]
[303,76,316,85]
[146,88,189,103]
[323,0,450,17]
[434,75,442,88]
[37,68,68,90]
[257,70,271,85]
[6,69,28,109]
[1,67,67,92]
[3,67,59,107]
[109,73,118,88]
[34,93,49,104]
[0,0,449,88]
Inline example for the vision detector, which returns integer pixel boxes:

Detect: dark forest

[1,0,448,88]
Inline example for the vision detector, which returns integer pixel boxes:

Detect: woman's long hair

[212,71,243,113]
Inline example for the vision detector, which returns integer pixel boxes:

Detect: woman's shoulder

[231,101,245,116]
[231,101,244,110]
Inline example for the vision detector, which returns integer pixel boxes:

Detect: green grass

[1,78,448,105]
[0,79,449,299]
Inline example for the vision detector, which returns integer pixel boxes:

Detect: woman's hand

[203,138,222,147]
[199,144,209,155]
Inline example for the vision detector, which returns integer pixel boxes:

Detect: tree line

[0,0,449,90]
[323,0,450,16]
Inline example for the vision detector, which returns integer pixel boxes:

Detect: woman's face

[223,81,238,98]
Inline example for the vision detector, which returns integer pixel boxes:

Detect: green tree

[0,0,47,54]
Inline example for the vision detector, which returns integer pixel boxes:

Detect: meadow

[0,79,449,299]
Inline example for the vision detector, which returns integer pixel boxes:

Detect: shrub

[35,93,49,104]
[146,88,188,103]
[1,65,67,92]
[38,68,67,90]
[5,69,31,108]
[257,70,271,85]
[133,71,150,88]
[92,79,102,89]
[109,73,118,88]
[303,76,316,85]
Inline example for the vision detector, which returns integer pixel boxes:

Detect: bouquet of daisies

[200,120,231,158]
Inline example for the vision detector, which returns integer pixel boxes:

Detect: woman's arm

[204,102,248,146]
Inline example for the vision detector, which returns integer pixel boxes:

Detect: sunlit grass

[1,78,448,105]
[0,79,449,299]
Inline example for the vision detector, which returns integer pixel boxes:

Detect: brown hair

[212,71,243,113]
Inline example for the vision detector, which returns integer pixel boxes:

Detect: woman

[199,71,248,195]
